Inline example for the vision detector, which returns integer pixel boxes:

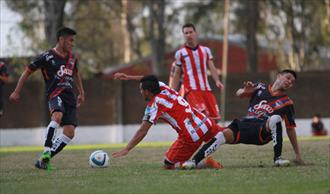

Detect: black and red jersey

[245,82,296,129]
[28,49,78,106]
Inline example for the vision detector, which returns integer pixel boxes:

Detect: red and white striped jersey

[175,45,213,91]
[143,82,214,142]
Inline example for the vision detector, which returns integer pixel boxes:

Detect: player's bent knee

[268,115,282,130]
[270,115,282,123]
[51,112,63,123]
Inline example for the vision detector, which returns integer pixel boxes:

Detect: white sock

[44,121,60,152]
[51,134,71,152]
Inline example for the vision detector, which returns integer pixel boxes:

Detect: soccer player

[311,114,327,136]
[112,73,223,169]
[182,69,305,168]
[0,61,9,117]
[170,23,224,121]
[9,27,85,170]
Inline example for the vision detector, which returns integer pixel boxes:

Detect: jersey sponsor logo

[253,100,274,114]
[57,65,73,77]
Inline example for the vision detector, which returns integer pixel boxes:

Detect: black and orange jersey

[28,49,78,106]
[245,82,296,129]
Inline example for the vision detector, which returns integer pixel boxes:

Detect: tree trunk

[149,0,166,76]
[286,0,300,70]
[221,0,230,122]
[246,0,259,72]
[43,0,67,46]
[121,0,131,63]
[156,0,165,76]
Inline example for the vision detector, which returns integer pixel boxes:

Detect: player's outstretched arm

[9,69,32,102]
[112,121,152,158]
[113,72,143,81]
[236,81,257,98]
[208,60,224,90]
[169,66,181,90]
[286,127,305,165]
[75,71,85,108]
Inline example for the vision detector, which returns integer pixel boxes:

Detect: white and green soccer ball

[89,150,109,168]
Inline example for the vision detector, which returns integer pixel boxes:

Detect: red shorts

[185,90,220,119]
[165,121,222,164]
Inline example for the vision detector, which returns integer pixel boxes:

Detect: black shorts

[228,118,272,145]
[48,96,78,127]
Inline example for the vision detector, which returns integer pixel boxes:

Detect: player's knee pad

[269,115,282,129]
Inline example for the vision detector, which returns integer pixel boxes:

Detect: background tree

[245,0,259,72]
[233,0,261,72]
[4,0,329,79]
[5,0,67,79]
[6,0,66,48]
[148,0,166,76]
[264,0,330,70]
[44,0,66,45]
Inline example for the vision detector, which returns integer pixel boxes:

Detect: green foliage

[0,139,329,193]
[265,0,330,70]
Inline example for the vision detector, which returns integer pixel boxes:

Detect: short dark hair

[140,75,161,95]
[182,23,196,32]
[56,27,77,41]
[279,69,297,80]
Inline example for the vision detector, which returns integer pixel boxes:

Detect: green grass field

[0,138,329,194]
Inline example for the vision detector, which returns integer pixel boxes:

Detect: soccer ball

[89,150,109,168]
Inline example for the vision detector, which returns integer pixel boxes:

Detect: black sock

[44,127,55,148]
[51,142,67,158]
[43,121,59,149]
[192,138,217,164]
[50,134,71,158]
[273,122,283,161]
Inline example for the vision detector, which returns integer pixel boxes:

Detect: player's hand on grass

[9,91,20,102]
[293,158,305,165]
[113,73,129,80]
[112,148,129,158]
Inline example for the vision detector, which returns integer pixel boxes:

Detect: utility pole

[221,0,230,123]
